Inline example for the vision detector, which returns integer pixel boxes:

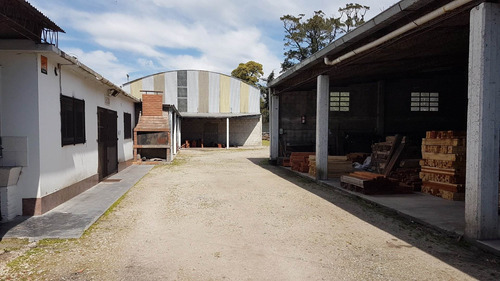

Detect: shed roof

[0,0,64,43]
[269,0,482,93]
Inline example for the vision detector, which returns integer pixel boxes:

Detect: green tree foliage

[339,3,370,33]
[259,71,275,123]
[231,61,264,86]
[280,3,369,72]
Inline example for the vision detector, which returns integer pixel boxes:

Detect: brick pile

[419,130,466,201]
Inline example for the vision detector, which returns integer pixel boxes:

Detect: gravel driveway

[1,147,499,280]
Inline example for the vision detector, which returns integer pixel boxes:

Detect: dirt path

[1,147,499,280]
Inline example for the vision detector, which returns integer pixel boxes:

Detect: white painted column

[270,91,279,162]
[465,2,500,240]
[316,75,329,180]
[177,116,181,149]
[226,117,229,149]
[172,112,177,155]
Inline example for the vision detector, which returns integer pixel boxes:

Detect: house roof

[134,116,170,132]
[0,0,64,43]
[269,0,483,93]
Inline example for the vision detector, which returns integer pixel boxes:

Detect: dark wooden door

[97,107,118,180]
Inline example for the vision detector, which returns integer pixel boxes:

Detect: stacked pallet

[340,172,395,194]
[419,131,466,201]
[371,136,398,173]
[389,159,422,192]
[308,155,354,178]
[290,152,315,173]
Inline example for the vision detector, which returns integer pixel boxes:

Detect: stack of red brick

[290,152,315,173]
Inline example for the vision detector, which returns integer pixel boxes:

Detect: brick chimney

[142,94,163,116]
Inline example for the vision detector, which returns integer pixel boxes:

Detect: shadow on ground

[0,217,30,239]
[247,157,500,280]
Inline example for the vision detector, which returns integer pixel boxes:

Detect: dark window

[124,112,132,139]
[60,95,86,146]
[177,71,188,112]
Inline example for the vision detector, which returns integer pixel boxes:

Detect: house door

[97,107,118,180]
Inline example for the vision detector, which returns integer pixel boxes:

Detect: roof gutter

[324,0,474,66]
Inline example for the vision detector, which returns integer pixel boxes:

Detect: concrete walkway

[288,169,500,256]
[0,165,153,240]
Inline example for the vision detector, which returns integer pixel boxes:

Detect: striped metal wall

[125,70,261,114]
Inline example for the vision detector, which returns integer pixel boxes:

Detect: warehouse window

[177,71,188,112]
[60,95,85,146]
[411,92,439,112]
[124,112,132,139]
[330,92,350,111]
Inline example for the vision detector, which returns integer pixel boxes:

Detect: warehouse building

[268,0,500,241]
[123,70,262,148]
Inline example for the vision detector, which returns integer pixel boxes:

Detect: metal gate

[97,107,118,180]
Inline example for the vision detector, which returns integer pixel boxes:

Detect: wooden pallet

[308,155,354,178]
[340,172,395,195]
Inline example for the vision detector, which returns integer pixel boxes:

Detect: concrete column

[270,91,279,162]
[465,2,500,240]
[226,117,229,149]
[316,75,329,180]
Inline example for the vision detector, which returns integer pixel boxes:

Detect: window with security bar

[410,92,439,112]
[330,92,350,112]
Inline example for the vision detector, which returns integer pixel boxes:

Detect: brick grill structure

[134,94,171,163]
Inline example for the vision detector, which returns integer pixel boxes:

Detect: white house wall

[0,52,41,201]
[37,53,135,198]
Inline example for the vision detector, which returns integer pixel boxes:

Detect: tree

[339,3,370,33]
[280,4,369,72]
[231,61,264,86]
[259,71,275,123]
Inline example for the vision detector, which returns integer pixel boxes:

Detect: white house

[0,0,138,220]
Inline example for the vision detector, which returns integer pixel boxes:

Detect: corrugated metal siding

[165,72,178,107]
[208,72,220,113]
[142,76,154,91]
[219,75,231,113]
[249,87,260,113]
[239,82,249,113]
[130,80,143,100]
[230,78,240,113]
[187,71,199,113]
[198,71,209,113]
[122,84,131,94]
[153,73,166,102]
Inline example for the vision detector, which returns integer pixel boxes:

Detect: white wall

[37,53,135,197]
[0,52,40,199]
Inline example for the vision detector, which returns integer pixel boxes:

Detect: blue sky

[29,0,397,86]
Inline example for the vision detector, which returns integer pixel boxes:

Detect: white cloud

[64,48,132,85]
[30,0,399,84]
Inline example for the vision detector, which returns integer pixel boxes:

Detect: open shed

[268,0,500,240]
